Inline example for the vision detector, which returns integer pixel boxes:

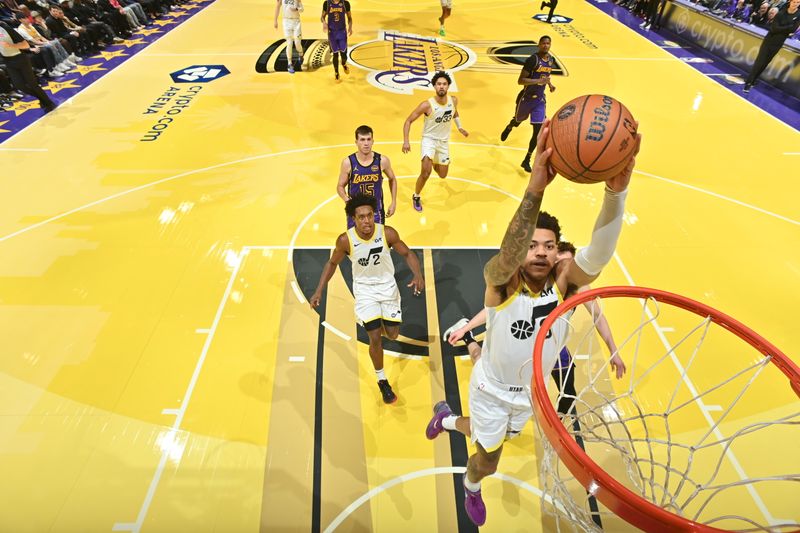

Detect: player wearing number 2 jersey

[337,125,398,229]
[310,194,424,404]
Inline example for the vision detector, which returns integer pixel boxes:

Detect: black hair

[345,194,378,218]
[354,125,373,139]
[558,241,576,255]
[536,211,561,241]
[539,35,552,42]
[431,71,452,86]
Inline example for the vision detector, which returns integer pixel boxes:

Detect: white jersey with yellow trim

[482,276,570,387]
[421,96,455,141]
[347,223,395,293]
[282,0,302,17]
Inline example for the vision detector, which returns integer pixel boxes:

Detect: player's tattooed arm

[310,233,349,308]
[484,190,543,286]
[485,119,556,287]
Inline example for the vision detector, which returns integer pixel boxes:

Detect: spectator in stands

[744,0,800,91]
[63,0,124,42]
[0,19,57,112]
[118,0,149,28]
[46,5,97,53]
[751,1,770,23]
[16,13,79,75]
[94,0,134,37]
[728,0,752,20]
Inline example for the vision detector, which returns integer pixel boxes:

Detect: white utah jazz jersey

[282,0,302,14]
[482,276,570,387]
[422,96,454,141]
[347,223,395,292]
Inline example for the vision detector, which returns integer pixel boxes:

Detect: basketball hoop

[531,286,800,532]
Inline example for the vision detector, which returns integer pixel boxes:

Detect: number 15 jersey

[347,223,396,294]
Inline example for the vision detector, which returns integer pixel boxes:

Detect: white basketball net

[533,290,800,532]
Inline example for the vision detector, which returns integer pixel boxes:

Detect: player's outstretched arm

[402,101,430,153]
[564,133,641,289]
[484,120,556,287]
[310,233,349,308]
[386,226,424,295]
[336,157,351,202]
[448,308,487,345]
[579,288,626,379]
[381,155,398,217]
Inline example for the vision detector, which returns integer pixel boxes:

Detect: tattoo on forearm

[485,190,542,284]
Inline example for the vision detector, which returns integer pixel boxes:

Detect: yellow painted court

[1,0,798,531]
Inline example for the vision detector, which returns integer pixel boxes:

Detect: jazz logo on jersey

[358,247,383,266]
[348,30,477,94]
[435,110,453,124]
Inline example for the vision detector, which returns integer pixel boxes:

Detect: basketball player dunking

[321,0,352,81]
[425,121,641,526]
[402,71,468,213]
[274,0,304,74]
[310,195,425,404]
[499,35,555,172]
[337,125,398,228]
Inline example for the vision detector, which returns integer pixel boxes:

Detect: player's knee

[384,326,399,340]
[436,166,449,178]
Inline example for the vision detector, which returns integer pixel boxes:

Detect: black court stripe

[311,295,326,533]
[292,249,331,533]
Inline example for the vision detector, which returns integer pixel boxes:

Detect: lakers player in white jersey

[309,194,425,404]
[273,0,304,74]
[402,71,469,212]
[425,120,641,526]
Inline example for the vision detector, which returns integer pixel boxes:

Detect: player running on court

[402,71,468,213]
[310,194,425,404]
[321,0,352,81]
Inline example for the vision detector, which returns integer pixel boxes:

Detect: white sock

[442,415,458,430]
[376,368,386,381]
[286,40,294,63]
[464,476,481,492]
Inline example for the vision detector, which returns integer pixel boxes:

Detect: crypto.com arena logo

[348,30,477,94]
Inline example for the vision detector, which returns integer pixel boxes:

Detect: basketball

[545,95,638,184]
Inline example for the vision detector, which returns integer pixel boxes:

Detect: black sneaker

[378,380,397,404]
[743,83,751,93]
[540,1,546,9]
[342,64,349,74]
[521,159,532,172]
[412,195,423,212]
[335,71,340,82]
[500,127,511,142]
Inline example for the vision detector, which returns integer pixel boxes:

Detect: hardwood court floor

[0,0,798,531]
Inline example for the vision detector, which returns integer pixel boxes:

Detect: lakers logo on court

[348,30,477,94]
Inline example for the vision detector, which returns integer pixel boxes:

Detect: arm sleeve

[345,0,350,10]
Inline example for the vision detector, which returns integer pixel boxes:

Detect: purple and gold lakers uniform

[346,152,385,228]
[323,0,350,53]
[515,53,554,124]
